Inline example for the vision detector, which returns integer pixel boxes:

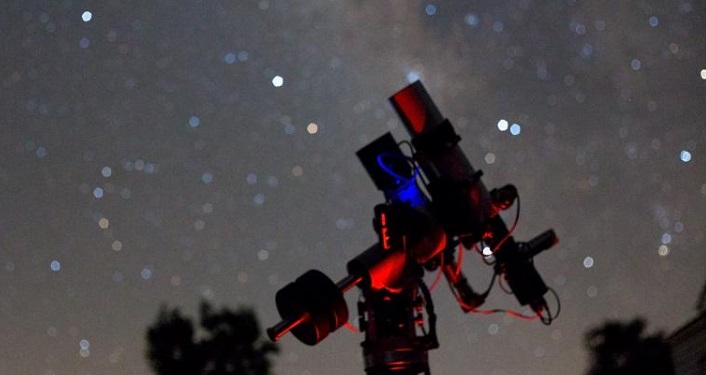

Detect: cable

[398,141,431,189]
[480,268,497,297]
[497,272,513,295]
[453,242,464,279]
[538,287,561,325]
[428,252,445,293]
[418,280,439,348]
[397,140,415,155]
[489,193,521,255]
[344,321,360,334]
[376,152,418,183]
[549,287,561,320]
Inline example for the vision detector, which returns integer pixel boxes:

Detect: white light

[98,218,109,229]
[257,249,269,261]
[510,123,521,135]
[80,339,90,350]
[194,220,205,230]
[81,11,92,22]
[658,245,670,256]
[101,166,112,178]
[307,123,318,134]
[631,59,642,71]
[497,119,509,131]
[482,246,492,256]
[488,323,499,335]
[680,150,692,162]
[583,256,594,268]
[701,69,706,80]
[272,75,284,87]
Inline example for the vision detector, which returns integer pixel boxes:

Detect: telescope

[267,81,559,375]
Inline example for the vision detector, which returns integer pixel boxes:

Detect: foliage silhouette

[584,317,674,375]
[146,302,279,375]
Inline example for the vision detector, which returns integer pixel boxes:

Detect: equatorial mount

[267,81,559,375]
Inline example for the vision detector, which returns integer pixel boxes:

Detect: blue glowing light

[189,115,200,128]
[376,153,426,208]
[465,13,480,27]
[141,268,153,280]
[36,147,47,158]
[680,150,692,162]
[406,70,421,83]
[392,180,426,208]
[510,123,521,135]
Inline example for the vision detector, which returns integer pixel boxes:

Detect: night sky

[1,1,705,375]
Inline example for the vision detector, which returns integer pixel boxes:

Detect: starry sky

[1,1,705,375]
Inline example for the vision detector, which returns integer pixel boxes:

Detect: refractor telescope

[267,81,559,375]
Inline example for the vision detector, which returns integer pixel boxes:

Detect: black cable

[480,268,498,297]
[418,280,439,349]
[497,272,513,295]
[548,287,561,320]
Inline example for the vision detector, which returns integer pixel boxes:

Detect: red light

[380,213,391,250]
[392,86,427,135]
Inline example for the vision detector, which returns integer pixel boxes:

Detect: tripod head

[266,81,559,375]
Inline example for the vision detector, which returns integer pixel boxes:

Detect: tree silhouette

[584,317,674,375]
[146,302,279,375]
